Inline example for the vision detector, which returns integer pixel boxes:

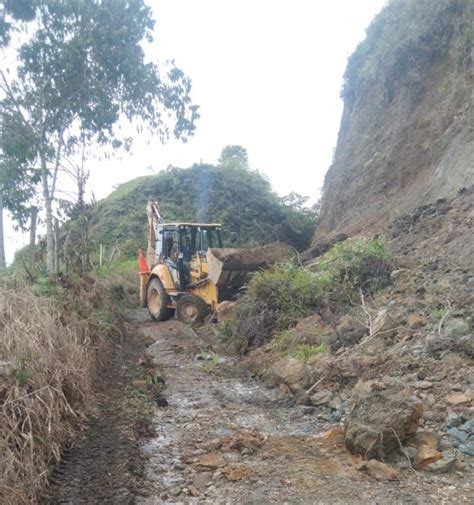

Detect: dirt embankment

[317,0,473,238]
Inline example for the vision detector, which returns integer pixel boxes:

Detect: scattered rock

[345,386,423,459]
[226,466,250,481]
[272,358,311,393]
[169,486,182,497]
[357,460,398,481]
[445,392,472,406]
[448,427,469,444]
[292,314,336,347]
[198,453,226,469]
[408,313,426,329]
[310,389,333,405]
[426,451,457,473]
[415,445,443,469]
[192,472,212,489]
[407,430,439,450]
[188,484,200,497]
[414,381,433,390]
[458,442,474,456]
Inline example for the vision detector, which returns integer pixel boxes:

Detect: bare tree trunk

[53,217,59,274]
[29,206,38,267]
[41,156,55,275]
[0,193,6,269]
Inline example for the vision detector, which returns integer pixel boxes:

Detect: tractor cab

[154,222,223,290]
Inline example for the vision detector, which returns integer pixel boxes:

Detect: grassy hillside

[87,163,315,258]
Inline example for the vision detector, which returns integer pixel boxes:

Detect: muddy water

[136,316,472,505]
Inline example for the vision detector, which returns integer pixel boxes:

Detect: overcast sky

[4,0,386,263]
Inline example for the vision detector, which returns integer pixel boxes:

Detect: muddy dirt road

[43,311,473,504]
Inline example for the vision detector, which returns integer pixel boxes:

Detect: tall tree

[218,145,249,170]
[0,0,38,268]
[1,0,198,273]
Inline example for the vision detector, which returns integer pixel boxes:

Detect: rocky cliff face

[318,0,473,237]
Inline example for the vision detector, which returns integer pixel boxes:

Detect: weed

[218,320,234,341]
[294,343,328,362]
[196,351,220,374]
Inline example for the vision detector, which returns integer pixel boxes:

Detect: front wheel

[147,278,175,321]
[176,295,210,324]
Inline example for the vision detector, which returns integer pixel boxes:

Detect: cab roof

[158,222,222,228]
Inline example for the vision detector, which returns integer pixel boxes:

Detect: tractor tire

[176,294,210,324]
[147,278,175,321]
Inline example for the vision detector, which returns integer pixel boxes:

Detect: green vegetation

[342,0,470,101]
[86,157,316,256]
[271,330,328,362]
[232,237,392,353]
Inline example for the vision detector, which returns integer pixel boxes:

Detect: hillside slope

[87,164,315,256]
[318,0,473,237]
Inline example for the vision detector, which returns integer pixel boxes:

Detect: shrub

[232,236,392,353]
[316,236,393,295]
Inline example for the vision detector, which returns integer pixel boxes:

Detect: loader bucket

[206,242,295,288]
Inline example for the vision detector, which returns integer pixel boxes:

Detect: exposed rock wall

[318,0,473,237]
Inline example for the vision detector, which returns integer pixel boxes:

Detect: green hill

[87,163,315,258]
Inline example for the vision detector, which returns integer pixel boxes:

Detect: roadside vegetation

[229,237,393,353]
[0,267,137,504]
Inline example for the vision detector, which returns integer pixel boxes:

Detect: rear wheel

[147,278,175,321]
[176,294,210,324]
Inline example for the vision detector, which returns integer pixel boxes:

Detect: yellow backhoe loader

[139,202,293,324]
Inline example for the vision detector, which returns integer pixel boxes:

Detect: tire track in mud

[40,311,473,504]
[40,314,151,505]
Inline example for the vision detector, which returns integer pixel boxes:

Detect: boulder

[345,385,423,459]
[292,314,336,348]
[271,358,311,393]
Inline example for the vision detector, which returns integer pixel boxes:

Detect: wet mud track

[136,313,473,504]
[41,310,473,504]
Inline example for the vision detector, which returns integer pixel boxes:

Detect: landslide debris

[218,187,473,475]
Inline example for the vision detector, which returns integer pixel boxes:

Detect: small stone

[448,427,470,443]
[188,485,200,497]
[458,442,474,456]
[414,381,433,390]
[206,438,223,451]
[310,389,332,405]
[330,411,342,423]
[357,460,398,481]
[445,392,472,406]
[169,486,181,497]
[426,452,457,473]
[459,419,474,433]
[446,411,463,427]
[408,314,426,329]
[407,430,439,449]
[415,445,443,469]
[198,453,226,468]
[227,466,250,481]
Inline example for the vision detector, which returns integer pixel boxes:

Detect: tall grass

[0,281,106,504]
